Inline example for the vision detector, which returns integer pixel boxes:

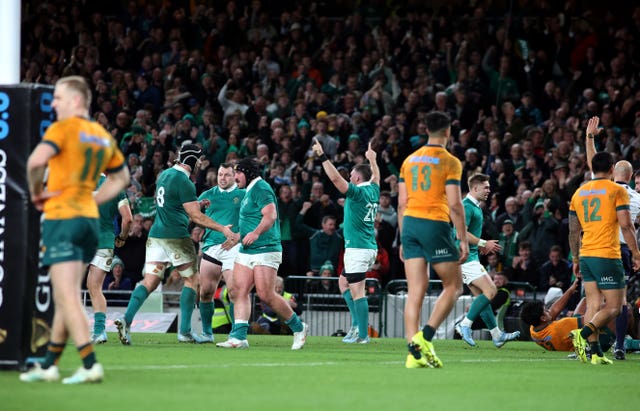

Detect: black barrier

[0,84,54,370]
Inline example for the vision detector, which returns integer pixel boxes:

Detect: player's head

[613,160,633,183]
[425,112,451,139]
[234,157,260,187]
[350,163,372,184]
[178,144,202,173]
[53,76,92,120]
[467,173,490,201]
[520,300,545,327]
[591,152,614,175]
[217,162,235,189]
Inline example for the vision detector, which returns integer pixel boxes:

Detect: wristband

[477,239,487,248]
[319,153,330,162]
[117,234,127,241]
[587,133,594,139]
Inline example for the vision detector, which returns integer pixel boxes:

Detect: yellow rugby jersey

[399,144,462,222]
[41,117,125,220]
[569,178,629,259]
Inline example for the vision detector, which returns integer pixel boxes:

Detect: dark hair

[468,173,490,188]
[518,240,531,251]
[425,112,451,135]
[520,300,544,327]
[353,163,372,182]
[591,152,614,174]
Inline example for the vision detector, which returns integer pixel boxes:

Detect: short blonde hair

[56,75,92,110]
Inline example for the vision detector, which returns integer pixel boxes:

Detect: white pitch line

[105,357,569,371]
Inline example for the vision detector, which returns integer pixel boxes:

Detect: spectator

[538,245,572,292]
[296,203,343,276]
[510,241,538,287]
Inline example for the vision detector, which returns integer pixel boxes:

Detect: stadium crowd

[21,0,640,308]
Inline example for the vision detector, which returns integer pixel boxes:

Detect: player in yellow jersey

[21,76,130,384]
[568,138,640,365]
[398,112,468,368]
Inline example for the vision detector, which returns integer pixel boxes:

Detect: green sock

[125,286,149,325]
[93,312,106,335]
[285,313,303,333]
[342,290,358,328]
[479,305,497,329]
[231,321,249,340]
[199,302,214,335]
[78,343,96,369]
[466,294,491,322]
[229,301,235,323]
[354,297,369,339]
[179,287,197,335]
[42,342,65,369]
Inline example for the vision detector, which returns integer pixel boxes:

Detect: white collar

[218,183,238,193]
[246,177,262,192]
[465,194,481,207]
[172,164,191,177]
[357,181,372,187]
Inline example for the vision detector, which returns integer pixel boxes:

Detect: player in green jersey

[87,174,133,344]
[216,158,308,349]
[196,163,245,342]
[454,173,520,347]
[312,139,380,344]
[115,145,238,345]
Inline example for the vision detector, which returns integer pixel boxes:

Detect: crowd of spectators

[21,1,640,293]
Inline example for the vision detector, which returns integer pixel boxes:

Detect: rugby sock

[580,322,597,340]
[342,290,358,328]
[199,301,214,335]
[78,343,97,369]
[354,297,369,339]
[589,340,603,357]
[478,305,500,339]
[615,305,628,350]
[229,301,235,323]
[231,320,249,340]
[42,342,65,369]
[125,285,149,325]
[464,294,491,323]
[422,325,436,342]
[179,287,197,335]
[93,312,106,335]
[285,313,303,333]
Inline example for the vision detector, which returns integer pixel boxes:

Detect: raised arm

[312,138,349,194]
[584,116,600,171]
[548,279,580,320]
[364,141,380,185]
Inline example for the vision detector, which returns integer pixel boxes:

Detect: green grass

[2,333,639,411]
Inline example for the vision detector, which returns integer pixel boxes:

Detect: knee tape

[345,272,366,283]
[145,262,167,278]
[178,264,197,278]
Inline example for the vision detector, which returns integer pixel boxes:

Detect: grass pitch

[2,333,638,411]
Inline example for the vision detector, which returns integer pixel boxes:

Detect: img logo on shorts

[435,248,450,256]
[600,274,615,285]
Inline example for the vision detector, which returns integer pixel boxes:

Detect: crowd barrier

[81,277,538,339]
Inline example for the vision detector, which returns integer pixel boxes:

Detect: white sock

[490,327,502,340]
[461,317,473,327]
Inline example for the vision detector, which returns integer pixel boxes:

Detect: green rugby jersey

[239,178,282,254]
[343,182,379,250]
[96,175,129,248]
[149,165,197,239]
[198,184,245,250]
[459,195,483,262]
